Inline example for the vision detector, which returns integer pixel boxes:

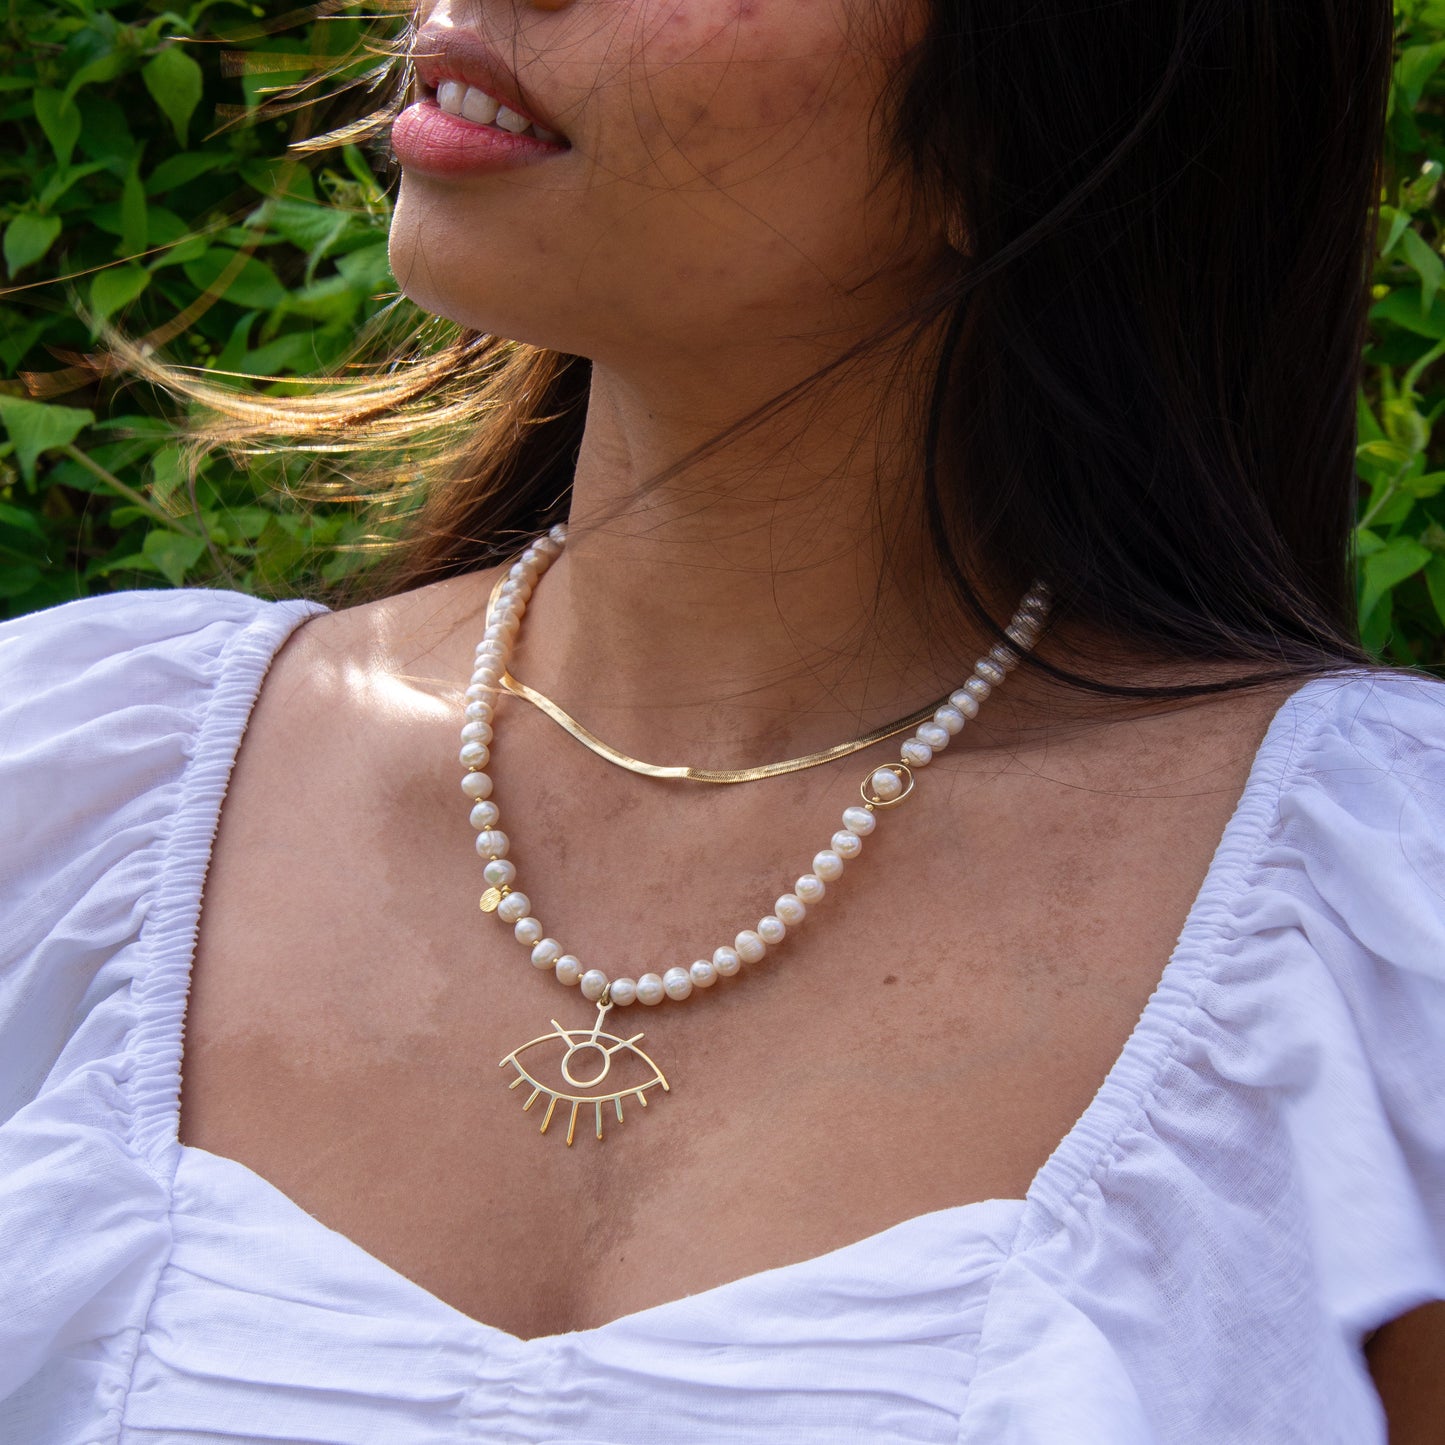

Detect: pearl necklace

[460,526,1050,1145]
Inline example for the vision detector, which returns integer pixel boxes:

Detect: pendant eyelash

[500,1003,670,1144]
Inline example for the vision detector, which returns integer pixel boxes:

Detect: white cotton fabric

[1,588,1444,1445]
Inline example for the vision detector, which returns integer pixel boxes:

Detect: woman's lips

[392,98,569,176]
[396,29,569,176]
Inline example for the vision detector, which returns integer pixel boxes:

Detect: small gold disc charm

[479,887,503,913]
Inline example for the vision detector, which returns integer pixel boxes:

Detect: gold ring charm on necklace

[459,527,1051,1144]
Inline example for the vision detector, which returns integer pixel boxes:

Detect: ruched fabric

[1,590,1443,1444]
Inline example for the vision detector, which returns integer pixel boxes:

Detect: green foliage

[0,0,404,614]
[2,0,1445,673]
[1362,1,1445,666]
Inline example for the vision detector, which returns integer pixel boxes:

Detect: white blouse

[1,588,1444,1445]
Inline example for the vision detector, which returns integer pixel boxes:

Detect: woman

[1,0,1442,1439]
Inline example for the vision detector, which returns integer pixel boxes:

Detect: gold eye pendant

[499,1000,670,1145]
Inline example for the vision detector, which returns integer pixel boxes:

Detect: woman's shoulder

[0,587,327,1125]
[0,584,325,689]
[0,586,328,776]
[1160,668,1445,1319]
[1270,667,1445,933]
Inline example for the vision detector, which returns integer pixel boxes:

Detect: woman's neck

[507,355,1024,766]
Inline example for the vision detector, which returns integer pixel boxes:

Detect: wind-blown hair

[149,0,1393,697]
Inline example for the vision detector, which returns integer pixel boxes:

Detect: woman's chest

[178,699,1256,1339]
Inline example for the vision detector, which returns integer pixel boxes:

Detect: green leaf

[1357,438,1414,469]
[141,527,206,586]
[37,160,110,211]
[3,213,62,277]
[149,443,187,504]
[1359,589,1394,657]
[33,88,81,168]
[0,320,47,373]
[1401,228,1445,316]
[1371,285,1445,338]
[1425,555,1445,629]
[183,248,286,309]
[1379,204,1413,258]
[89,264,151,326]
[0,397,94,485]
[0,501,46,538]
[143,44,204,146]
[1397,41,1445,110]
[335,241,393,296]
[119,153,148,257]
[75,91,136,168]
[1359,535,1433,619]
[146,151,225,194]
[258,198,350,275]
[0,564,43,599]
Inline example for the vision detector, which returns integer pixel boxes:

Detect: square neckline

[132,599,1343,1344]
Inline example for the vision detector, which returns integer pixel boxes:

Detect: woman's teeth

[434,79,560,143]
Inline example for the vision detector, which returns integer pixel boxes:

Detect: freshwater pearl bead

[471,802,502,831]
[549,524,568,544]
[464,701,492,722]
[735,930,767,963]
[831,830,862,860]
[869,768,904,801]
[949,689,981,718]
[531,937,562,967]
[459,741,491,769]
[795,874,826,904]
[975,659,1006,686]
[460,721,492,745]
[900,739,933,768]
[842,805,876,836]
[775,893,806,926]
[758,915,786,945]
[475,829,509,858]
[812,850,844,882]
[636,973,665,1005]
[514,917,544,946]
[1005,621,1037,649]
[497,890,530,922]
[521,547,542,569]
[555,955,582,985]
[934,704,966,734]
[712,946,742,977]
[663,966,694,1000]
[471,661,502,685]
[689,959,718,988]
[609,976,638,1006]
[483,859,516,889]
[464,684,493,704]
[580,969,609,1002]
[989,643,1019,671]
[461,771,493,800]
[964,676,991,701]
[917,721,950,751]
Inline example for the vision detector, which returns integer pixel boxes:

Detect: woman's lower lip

[391,101,568,176]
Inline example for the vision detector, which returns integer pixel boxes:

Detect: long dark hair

[892,0,1391,694]
[160,0,1393,697]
